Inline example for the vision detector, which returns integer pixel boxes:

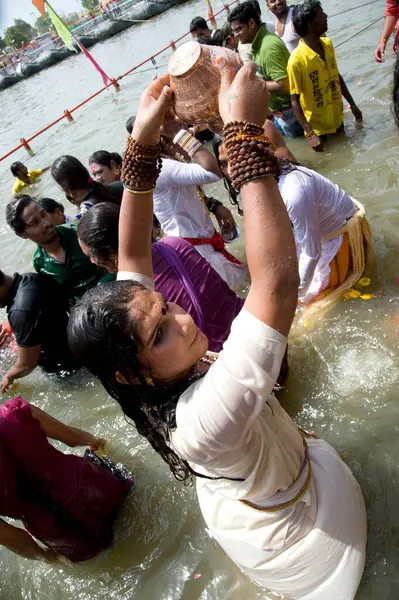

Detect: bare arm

[375,15,398,61]
[192,146,222,177]
[0,519,56,562]
[118,74,173,279]
[1,345,41,393]
[219,63,299,336]
[291,94,312,135]
[291,94,324,152]
[266,76,289,96]
[264,119,298,163]
[339,74,363,120]
[30,404,101,448]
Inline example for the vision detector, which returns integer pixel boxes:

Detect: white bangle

[173,129,202,158]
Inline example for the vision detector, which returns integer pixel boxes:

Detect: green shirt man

[251,24,291,112]
[33,222,102,305]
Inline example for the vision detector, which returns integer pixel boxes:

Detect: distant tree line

[0,1,100,50]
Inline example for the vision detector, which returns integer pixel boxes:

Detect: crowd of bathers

[2,0,398,597]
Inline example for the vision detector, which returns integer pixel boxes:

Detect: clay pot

[168,41,242,133]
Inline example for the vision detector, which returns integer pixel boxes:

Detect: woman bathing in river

[68,63,366,598]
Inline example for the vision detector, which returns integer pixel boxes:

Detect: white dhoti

[197,438,367,600]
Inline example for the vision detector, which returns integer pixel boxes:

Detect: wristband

[173,129,202,158]
[205,196,223,214]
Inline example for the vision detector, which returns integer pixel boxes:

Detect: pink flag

[78,43,112,87]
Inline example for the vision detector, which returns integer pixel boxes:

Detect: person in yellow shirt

[287,0,362,151]
[11,162,49,195]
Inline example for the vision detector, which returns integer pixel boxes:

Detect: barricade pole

[20,138,35,156]
[63,109,74,122]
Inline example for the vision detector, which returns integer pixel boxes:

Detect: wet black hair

[292,0,322,37]
[68,281,198,483]
[51,155,116,205]
[229,2,262,27]
[38,197,65,214]
[89,150,123,170]
[212,137,243,216]
[196,31,223,46]
[10,161,25,177]
[6,195,37,234]
[248,0,261,16]
[126,116,135,135]
[78,201,161,264]
[189,16,208,33]
[78,202,119,265]
[393,51,399,126]
[0,270,5,286]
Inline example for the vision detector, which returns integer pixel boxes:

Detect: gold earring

[145,376,154,387]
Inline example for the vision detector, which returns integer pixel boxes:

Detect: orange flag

[32,0,46,17]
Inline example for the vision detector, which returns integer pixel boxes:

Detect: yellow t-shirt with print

[287,37,343,136]
[12,169,43,195]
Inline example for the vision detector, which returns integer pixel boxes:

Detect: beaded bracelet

[121,137,162,193]
[223,121,279,190]
[173,129,202,158]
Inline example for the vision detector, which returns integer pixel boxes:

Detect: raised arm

[218,62,299,337]
[118,74,173,278]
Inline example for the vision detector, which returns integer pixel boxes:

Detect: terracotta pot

[168,41,242,133]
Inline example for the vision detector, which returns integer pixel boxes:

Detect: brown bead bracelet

[223,121,280,189]
[121,137,162,193]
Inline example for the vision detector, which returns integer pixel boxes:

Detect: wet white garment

[267,6,301,53]
[154,158,246,288]
[278,166,356,303]
[171,309,367,599]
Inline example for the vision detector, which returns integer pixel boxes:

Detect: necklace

[188,353,218,383]
[200,353,218,366]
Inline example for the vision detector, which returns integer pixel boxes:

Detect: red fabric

[0,397,132,561]
[384,0,399,17]
[183,229,244,266]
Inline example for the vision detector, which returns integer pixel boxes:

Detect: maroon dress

[0,397,132,561]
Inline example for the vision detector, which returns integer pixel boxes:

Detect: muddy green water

[0,0,398,598]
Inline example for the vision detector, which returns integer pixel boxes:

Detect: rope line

[329,0,380,19]
[335,15,383,49]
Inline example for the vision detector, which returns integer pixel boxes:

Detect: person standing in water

[89,151,123,185]
[229,2,303,137]
[51,155,124,218]
[267,0,301,53]
[38,198,71,226]
[0,268,80,393]
[68,64,366,598]
[11,162,49,195]
[6,195,103,306]
[374,0,399,62]
[288,0,362,151]
[0,396,132,562]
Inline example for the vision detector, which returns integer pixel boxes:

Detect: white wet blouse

[171,308,366,599]
[278,166,356,303]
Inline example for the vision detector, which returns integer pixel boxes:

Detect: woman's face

[125,290,208,383]
[79,238,118,272]
[90,161,120,185]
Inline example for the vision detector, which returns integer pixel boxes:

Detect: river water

[0,0,398,598]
